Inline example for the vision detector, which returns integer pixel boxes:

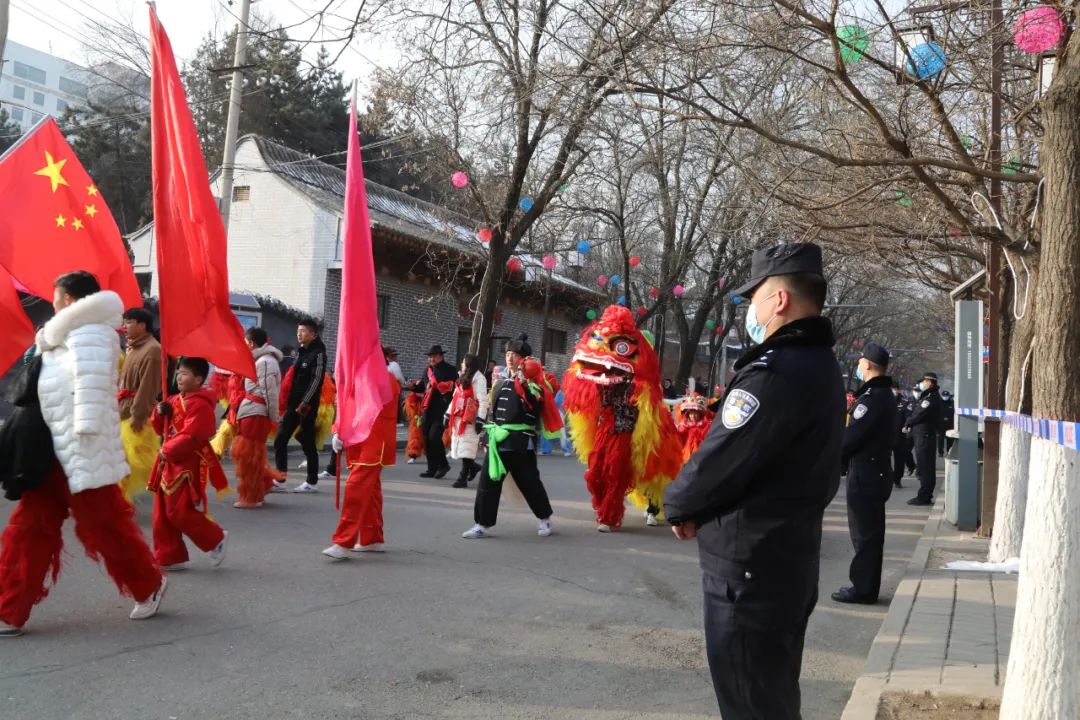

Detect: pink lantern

[477,228,493,243]
[673,284,685,297]
[629,255,641,267]
[1013,7,1064,54]
[597,275,609,287]
[451,171,469,188]
[507,257,523,272]
[542,255,557,271]
[718,278,727,289]
[648,287,659,299]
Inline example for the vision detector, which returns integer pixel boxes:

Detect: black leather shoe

[452,478,468,488]
[831,587,877,605]
[893,481,903,489]
[433,467,449,479]
[907,497,932,506]
[419,470,436,478]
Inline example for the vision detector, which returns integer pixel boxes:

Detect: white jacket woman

[237,344,283,423]
[447,358,488,487]
[36,290,129,494]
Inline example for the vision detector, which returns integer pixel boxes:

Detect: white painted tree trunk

[988,423,1030,563]
[1000,439,1080,719]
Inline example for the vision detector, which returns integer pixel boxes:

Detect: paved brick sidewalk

[841,492,1017,718]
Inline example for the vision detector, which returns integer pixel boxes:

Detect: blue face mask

[745,292,778,344]
[855,366,865,382]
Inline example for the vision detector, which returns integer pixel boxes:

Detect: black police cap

[923,372,939,382]
[732,243,825,298]
[861,342,890,368]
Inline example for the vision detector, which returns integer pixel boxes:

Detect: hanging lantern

[705,319,716,329]
[718,278,727,289]
[904,43,946,80]
[576,239,591,253]
[597,275,609,287]
[586,309,597,320]
[519,197,534,212]
[673,284,685,297]
[715,326,726,335]
[451,171,469,188]
[1013,7,1064,54]
[617,295,626,305]
[1003,159,1022,174]
[648,287,659,299]
[962,135,975,149]
[629,255,641,267]
[477,227,493,243]
[837,25,869,64]
[636,306,648,317]
[731,295,743,305]
[558,183,570,193]
[896,190,914,208]
[507,257,523,272]
[542,255,557,270]
[610,274,621,286]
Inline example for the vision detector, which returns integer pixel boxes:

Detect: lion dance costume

[403,393,425,462]
[563,305,683,530]
[674,393,715,462]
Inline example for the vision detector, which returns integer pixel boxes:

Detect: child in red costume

[322,371,401,559]
[403,392,425,463]
[674,393,715,463]
[150,357,229,569]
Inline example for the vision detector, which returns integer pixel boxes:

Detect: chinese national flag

[0,117,141,309]
[149,7,254,379]
[0,265,34,374]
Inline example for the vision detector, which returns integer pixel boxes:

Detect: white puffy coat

[36,290,129,494]
[237,344,283,423]
[448,372,489,460]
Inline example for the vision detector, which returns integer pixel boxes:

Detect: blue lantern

[731,295,743,305]
[576,239,591,253]
[617,295,626,305]
[905,43,946,80]
[610,274,621,286]
[519,197,534,212]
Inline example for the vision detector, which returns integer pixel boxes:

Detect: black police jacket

[663,316,845,591]
[843,376,898,498]
[906,387,943,436]
[287,337,327,409]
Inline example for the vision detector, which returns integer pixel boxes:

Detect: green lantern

[1003,159,1021,174]
[705,319,717,329]
[895,190,914,208]
[586,309,597,320]
[962,135,975,149]
[837,25,869,64]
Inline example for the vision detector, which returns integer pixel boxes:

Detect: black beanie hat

[506,334,532,356]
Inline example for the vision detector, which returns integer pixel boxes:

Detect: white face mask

[745,292,779,344]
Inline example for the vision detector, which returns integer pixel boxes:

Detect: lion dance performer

[117,308,162,501]
[674,392,715,463]
[563,305,683,532]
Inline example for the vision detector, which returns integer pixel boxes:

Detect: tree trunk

[1000,52,1080,719]
[470,242,507,364]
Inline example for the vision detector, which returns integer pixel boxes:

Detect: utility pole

[0,0,9,73]
[217,0,253,233]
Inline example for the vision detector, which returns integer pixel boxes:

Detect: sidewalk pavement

[842,489,1015,718]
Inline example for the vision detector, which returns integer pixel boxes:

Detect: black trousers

[274,407,319,483]
[891,445,906,485]
[913,431,937,502]
[473,449,553,527]
[422,416,449,473]
[703,572,813,719]
[847,492,887,600]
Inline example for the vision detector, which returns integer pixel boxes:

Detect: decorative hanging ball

[715,326,726,335]
[542,254,558,270]
[648,287,660,299]
[576,239,591,253]
[597,275,609,287]
[629,255,641,267]
[477,227,493,243]
[586,309,597,320]
[896,190,914,208]
[451,171,469,189]
[718,278,727,289]
[837,25,869,64]
[636,306,648,317]
[1003,159,1021,175]
[706,319,717,329]
[1013,7,1064,54]
[950,226,962,238]
[673,284,686,297]
[610,274,621,286]
[904,43,947,80]
[731,296,743,305]
[617,295,626,305]
[519,197,534,212]
[506,257,523,272]
[558,183,570,193]
[962,135,975,149]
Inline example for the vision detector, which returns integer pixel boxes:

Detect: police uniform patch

[852,404,868,420]
[921,400,930,408]
[723,389,760,429]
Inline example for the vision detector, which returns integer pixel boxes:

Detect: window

[12,85,24,100]
[12,61,46,85]
[10,107,23,122]
[232,185,250,202]
[457,328,472,364]
[29,112,42,124]
[544,328,568,355]
[376,293,389,329]
[32,92,44,106]
[59,76,88,98]
[56,99,68,112]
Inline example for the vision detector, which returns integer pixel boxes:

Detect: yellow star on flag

[85,204,98,218]
[72,218,84,231]
[87,184,98,197]
[55,214,66,228]
[34,151,69,193]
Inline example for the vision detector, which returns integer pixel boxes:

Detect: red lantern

[629,256,641,267]
[648,287,659,299]
[636,306,647,317]
[477,228,493,243]
[507,257,523,272]
[715,326,725,335]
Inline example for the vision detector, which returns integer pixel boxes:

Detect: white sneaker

[298,460,308,469]
[462,525,489,539]
[0,621,24,637]
[351,542,385,553]
[130,576,168,620]
[318,470,333,480]
[646,512,659,527]
[270,480,288,493]
[537,519,552,537]
[291,482,318,493]
[406,457,416,464]
[597,524,612,533]
[208,531,228,568]
[563,450,573,457]
[322,544,349,561]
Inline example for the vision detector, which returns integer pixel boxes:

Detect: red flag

[0,117,140,308]
[335,96,392,447]
[149,8,254,379]
[0,266,34,374]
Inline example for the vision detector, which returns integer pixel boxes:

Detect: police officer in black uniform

[832,342,897,605]
[940,389,955,455]
[663,243,845,720]
[891,386,909,489]
[905,372,943,506]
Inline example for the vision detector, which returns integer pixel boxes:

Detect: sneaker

[597,524,612,533]
[462,525,489,539]
[563,450,573,457]
[0,621,24,637]
[208,531,229,568]
[130,576,168,620]
[318,470,333,480]
[646,512,659,527]
[298,460,308,469]
[407,457,416,464]
[270,480,288,493]
[537,519,552,537]
[162,562,188,571]
[322,544,349,561]
[233,501,259,508]
[351,543,385,553]
[291,482,318,493]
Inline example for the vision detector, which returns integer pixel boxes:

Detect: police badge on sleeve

[853,404,868,420]
[722,389,760,429]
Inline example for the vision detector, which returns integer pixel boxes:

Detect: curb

[840,493,946,719]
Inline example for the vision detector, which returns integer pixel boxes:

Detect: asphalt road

[0,453,929,720]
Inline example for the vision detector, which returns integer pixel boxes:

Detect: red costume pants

[331,465,384,548]
[585,431,634,528]
[0,465,162,627]
[231,415,281,504]
[152,479,226,566]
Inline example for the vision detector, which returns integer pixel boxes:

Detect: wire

[971,191,1030,321]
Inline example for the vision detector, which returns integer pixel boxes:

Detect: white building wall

[0,41,89,132]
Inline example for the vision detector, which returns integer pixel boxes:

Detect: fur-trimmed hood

[253,344,283,363]
[36,291,123,352]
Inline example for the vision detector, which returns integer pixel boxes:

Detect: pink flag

[335,96,392,447]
